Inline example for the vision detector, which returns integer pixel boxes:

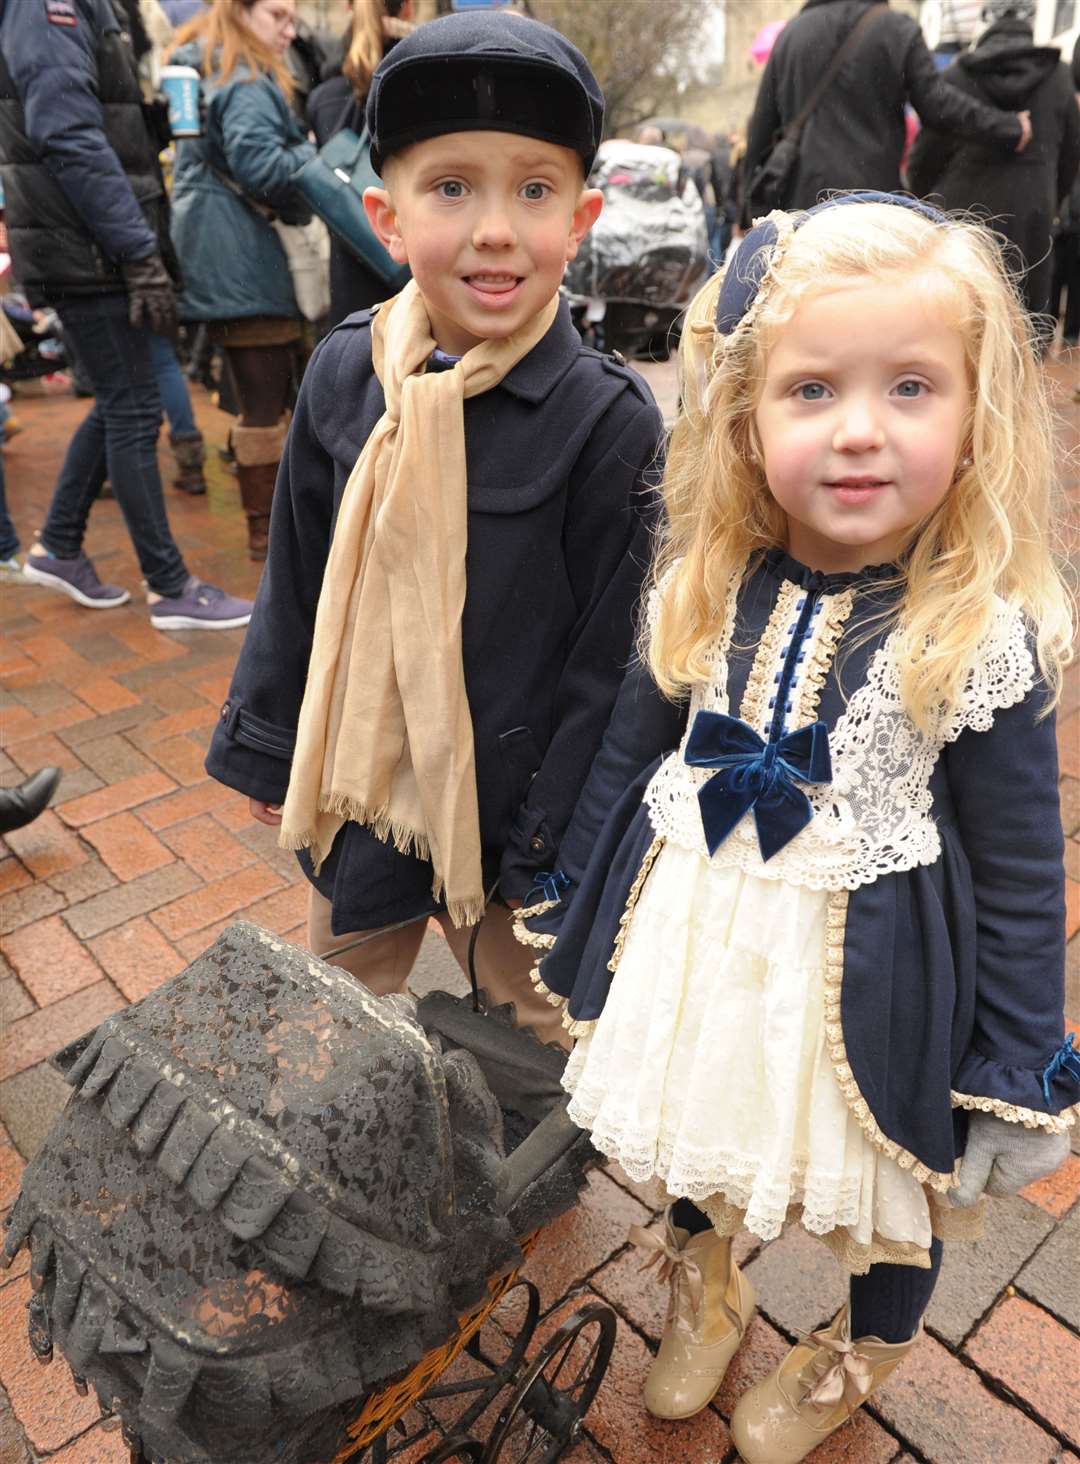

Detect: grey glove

[948,1112,1070,1208]
[121,252,178,339]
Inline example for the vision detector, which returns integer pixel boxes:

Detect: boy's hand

[249,797,282,826]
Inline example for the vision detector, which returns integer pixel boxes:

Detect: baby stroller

[564,139,709,361]
[2,922,616,1464]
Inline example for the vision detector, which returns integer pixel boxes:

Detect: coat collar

[498,297,583,404]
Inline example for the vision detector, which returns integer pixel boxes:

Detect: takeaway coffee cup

[160,65,201,138]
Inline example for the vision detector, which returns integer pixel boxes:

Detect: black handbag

[293,123,411,291]
[746,4,887,218]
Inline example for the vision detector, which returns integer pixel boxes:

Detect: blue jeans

[40,294,189,595]
[149,331,197,438]
[0,452,17,561]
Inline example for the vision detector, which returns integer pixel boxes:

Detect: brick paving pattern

[0,354,1078,1463]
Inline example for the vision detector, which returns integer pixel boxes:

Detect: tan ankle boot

[730,1304,920,1464]
[632,1208,756,1420]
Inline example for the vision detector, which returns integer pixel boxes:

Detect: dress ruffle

[561,844,937,1258]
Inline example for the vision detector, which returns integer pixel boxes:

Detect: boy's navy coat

[206,303,664,934]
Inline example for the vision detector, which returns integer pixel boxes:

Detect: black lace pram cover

[2,922,589,1464]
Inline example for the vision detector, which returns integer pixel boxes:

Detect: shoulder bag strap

[783,3,888,141]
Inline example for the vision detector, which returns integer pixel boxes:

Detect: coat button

[610,349,627,366]
[220,702,230,721]
[529,835,546,854]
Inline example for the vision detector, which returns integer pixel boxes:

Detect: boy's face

[365,131,602,356]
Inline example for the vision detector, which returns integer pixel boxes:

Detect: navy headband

[714,191,949,335]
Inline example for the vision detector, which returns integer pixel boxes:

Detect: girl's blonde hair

[343,0,413,101]
[170,0,295,98]
[649,201,1074,730]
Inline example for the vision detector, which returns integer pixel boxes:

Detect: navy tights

[671,1199,942,1344]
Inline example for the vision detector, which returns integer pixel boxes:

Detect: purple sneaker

[149,577,253,631]
[23,549,130,608]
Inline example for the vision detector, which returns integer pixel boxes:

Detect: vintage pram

[2,921,618,1464]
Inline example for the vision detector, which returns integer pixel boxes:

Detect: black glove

[122,252,178,339]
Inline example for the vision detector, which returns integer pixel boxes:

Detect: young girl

[514,192,1079,1464]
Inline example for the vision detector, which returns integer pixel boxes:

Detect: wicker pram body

[2,923,598,1464]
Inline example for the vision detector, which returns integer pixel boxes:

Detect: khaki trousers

[307,887,570,1050]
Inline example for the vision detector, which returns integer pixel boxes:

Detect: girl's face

[753,274,970,574]
[241,0,297,57]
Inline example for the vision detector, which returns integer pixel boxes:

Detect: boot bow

[629,1223,706,1320]
[800,1324,876,1413]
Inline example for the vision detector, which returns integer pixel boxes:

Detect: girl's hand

[249,797,282,826]
[948,1113,1070,1207]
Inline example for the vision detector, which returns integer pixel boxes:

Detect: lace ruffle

[525,962,596,1039]
[950,1090,1079,1133]
[823,891,957,1192]
[644,593,1035,892]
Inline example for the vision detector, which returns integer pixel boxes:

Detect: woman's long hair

[342,0,413,102]
[170,0,295,98]
[648,201,1074,730]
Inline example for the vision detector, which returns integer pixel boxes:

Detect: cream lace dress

[561,843,938,1266]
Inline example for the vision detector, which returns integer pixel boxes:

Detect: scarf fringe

[278,797,433,863]
[281,798,486,929]
[442,896,488,930]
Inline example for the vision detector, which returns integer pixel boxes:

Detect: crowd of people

[0,0,1077,621]
[0,3,1079,1463]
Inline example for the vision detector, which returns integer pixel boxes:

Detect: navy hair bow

[715,191,949,335]
[685,711,832,862]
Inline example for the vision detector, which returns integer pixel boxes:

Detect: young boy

[205,11,663,1044]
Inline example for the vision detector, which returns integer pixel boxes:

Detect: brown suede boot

[169,430,206,495]
[232,422,286,562]
[234,462,277,561]
[632,1208,756,1420]
[731,1304,920,1464]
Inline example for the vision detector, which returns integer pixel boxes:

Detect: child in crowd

[515,194,1079,1461]
[205,12,663,1043]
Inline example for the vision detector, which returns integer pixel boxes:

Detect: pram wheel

[422,1438,486,1462]
[482,1302,616,1463]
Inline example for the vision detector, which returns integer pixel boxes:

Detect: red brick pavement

[0,355,1078,1463]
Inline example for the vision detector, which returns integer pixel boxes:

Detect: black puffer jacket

[744,0,1023,221]
[0,0,177,306]
[908,18,1080,320]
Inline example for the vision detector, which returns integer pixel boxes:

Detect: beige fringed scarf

[279,280,559,927]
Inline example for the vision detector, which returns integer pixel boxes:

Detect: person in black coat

[743,0,1031,225]
[908,0,1080,328]
[206,12,665,1045]
[306,0,414,325]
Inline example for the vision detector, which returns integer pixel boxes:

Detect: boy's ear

[362,187,409,265]
[565,187,603,263]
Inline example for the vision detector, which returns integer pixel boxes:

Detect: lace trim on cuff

[511,901,559,951]
[824,890,958,1193]
[949,1091,1080,1133]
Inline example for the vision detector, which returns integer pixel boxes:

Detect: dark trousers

[39,293,189,595]
[673,1199,942,1344]
[1052,232,1080,342]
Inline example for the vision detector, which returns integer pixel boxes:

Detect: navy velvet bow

[685,711,832,862]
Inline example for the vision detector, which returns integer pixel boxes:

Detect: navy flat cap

[366,11,604,176]
[715,192,949,335]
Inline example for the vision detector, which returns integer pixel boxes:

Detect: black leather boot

[0,767,62,834]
